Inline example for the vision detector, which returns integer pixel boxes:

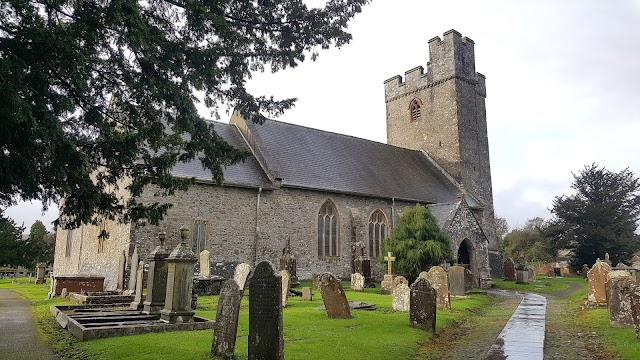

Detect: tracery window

[317,200,339,257]
[409,98,422,122]
[368,209,387,258]
[192,219,208,254]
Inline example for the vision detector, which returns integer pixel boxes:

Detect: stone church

[53,30,501,291]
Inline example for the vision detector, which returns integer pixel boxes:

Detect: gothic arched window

[368,209,387,258]
[318,200,339,257]
[409,98,422,122]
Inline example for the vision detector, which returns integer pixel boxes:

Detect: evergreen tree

[0,210,26,267]
[27,220,54,267]
[0,0,370,227]
[382,205,453,281]
[501,217,555,264]
[551,164,640,269]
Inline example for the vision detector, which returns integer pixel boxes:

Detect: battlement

[384,29,485,100]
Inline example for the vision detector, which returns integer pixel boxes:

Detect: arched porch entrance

[457,238,478,287]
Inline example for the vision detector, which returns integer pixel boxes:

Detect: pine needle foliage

[382,205,453,280]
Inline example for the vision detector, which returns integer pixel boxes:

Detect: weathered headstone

[143,232,171,314]
[160,225,197,323]
[35,263,46,284]
[516,264,529,284]
[587,259,611,304]
[312,273,320,289]
[630,255,640,266]
[410,278,437,332]
[233,263,252,294]
[248,261,283,360]
[130,260,145,309]
[127,245,140,291]
[464,268,474,290]
[117,250,126,290]
[318,273,351,319]
[629,283,640,338]
[351,273,364,292]
[279,238,299,287]
[200,250,211,278]
[392,275,409,290]
[606,270,635,327]
[353,241,375,287]
[418,271,429,279]
[392,283,410,312]
[302,287,313,301]
[211,280,242,359]
[527,265,536,283]
[503,257,515,281]
[425,266,450,311]
[280,270,290,308]
[582,264,590,279]
[449,266,466,296]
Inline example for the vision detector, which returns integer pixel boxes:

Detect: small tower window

[409,98,422,122]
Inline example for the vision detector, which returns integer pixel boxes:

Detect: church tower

[384,30,499,272]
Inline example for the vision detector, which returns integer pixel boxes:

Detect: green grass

[491,275,578,293]
[0,279,492,360]
[579,308,640,359]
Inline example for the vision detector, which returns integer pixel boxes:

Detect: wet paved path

[0,289,56,360]
[487,292,547,360]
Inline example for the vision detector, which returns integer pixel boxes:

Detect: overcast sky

[6,0,640,232]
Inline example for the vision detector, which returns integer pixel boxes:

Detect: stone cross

[384,252,396,275]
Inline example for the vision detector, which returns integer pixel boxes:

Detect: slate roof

[240,119,461,204]
[170,122,272,188]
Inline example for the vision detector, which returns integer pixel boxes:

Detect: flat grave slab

[51,304,214,341]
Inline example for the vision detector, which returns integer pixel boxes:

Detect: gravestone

[380,252,396,294]
[302,287,313,301]
[144,232,171,314]
[211,280,242,359]
[127,245,140,291]
[318,273,352,319]
[630,255,640,266]
[448,266,466,296]
[353,242,375,287]
[464,268,474,290]
[606,270,635,327]
[587,259,611,304]
[582,264,590,279]
[130,261,145,309]
[280,270,290,308]
[503,258,515,281]
[418,271,429,279]
[425,266,450,310]
[35,263,46,284]
[527,265,536,282]
[410,278,437,332]
[312,273,321,289]
[393,276,409,290]
[249,261,283,360]
[160,225,197,323]
[515,264,529,284]
[200,250,211,277]
[233,263,252,294]
[392,283,410,312]
[630,283,640,339]
[117,250,126,290]
[351,273,364,292]
[279,238,299,287]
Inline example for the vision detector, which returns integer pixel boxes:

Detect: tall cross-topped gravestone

[353,241,375,288]
[143,232,171,314]
[318,273,352,319]
[160,225,197,323]
[249,261,283,360]
[279,238,299,287]
[410,277,437,332]
[380,252,396,295]
[211,279,242,359]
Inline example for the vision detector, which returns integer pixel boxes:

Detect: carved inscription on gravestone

[392,283,410,312]
[211,280,242,359]
[410,278,437,333]
[351,273,364,292]
[318,273,352,319]
[248,261,283,360]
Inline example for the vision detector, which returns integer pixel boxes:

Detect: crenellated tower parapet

[384,29,497,254]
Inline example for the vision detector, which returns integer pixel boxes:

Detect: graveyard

[2,271,640,360]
